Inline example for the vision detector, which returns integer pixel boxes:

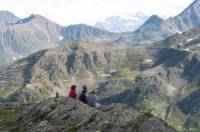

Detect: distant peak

[149,15,162,20]
[30,14,46,19]
[0,10,19,25]
[0,10,17,15]
[15,14,48,24]
[0,10,11,13]
[145,15,164,24]
[26,14,48,21]
[0,10,19,19]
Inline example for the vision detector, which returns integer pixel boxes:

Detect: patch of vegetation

[166,105,187,131]
[112,68,140,81]
[77,67,93,79]
[135,95,167,117]
[176,81,198,102]
[0,110,23,131]
[154,48,189,67]
[184,116,200,131]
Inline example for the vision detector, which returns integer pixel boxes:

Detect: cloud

[0,0,194,26]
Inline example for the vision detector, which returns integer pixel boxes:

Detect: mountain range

[95,12,149,33]
[117,0,200,44]
[0,12,119,68]
[1,0,200,67]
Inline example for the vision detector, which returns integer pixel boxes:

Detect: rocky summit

[1,97,176,132]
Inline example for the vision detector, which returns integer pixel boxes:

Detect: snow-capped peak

[95,12,149,33]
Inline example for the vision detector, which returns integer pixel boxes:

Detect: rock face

[11,97,175,132]
[0,14,62,68]
[171,0,200,31]
[0,41,131,103]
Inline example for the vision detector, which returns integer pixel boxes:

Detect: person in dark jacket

[69,85,77,99]
[79,85,88,104]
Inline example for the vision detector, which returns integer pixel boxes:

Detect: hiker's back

[69,90,77,99]
[79,85,88,104]
[69,85,77,99]
[87,94,98,107]
[79,92,87,104]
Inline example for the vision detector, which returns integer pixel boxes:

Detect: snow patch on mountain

[187,34,200,42]
[12,57,16,60]
[59,36,63,40]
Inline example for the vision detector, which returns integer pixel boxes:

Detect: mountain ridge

[0,12,121,68]
[0,10,19,25]
[0,97,176,131]
[0,0,200,67]
[116,0,200,44]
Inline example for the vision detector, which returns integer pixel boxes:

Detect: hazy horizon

[0,0,195,26]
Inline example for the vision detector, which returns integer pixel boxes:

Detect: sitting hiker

[87,90,100,107]
[79,85,88,104]
[69,85,77,99]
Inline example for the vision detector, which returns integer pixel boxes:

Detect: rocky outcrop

[10,97,175,132]
[0,41,129,103]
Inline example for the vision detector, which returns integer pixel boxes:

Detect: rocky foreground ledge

[1,97,176,132]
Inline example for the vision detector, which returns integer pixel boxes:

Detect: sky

[0,0,195,26]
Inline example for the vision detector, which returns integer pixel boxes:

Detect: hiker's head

[83,85,87,92]
[71,85,76,90]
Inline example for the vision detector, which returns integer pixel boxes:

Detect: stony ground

[0,97,176,132]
